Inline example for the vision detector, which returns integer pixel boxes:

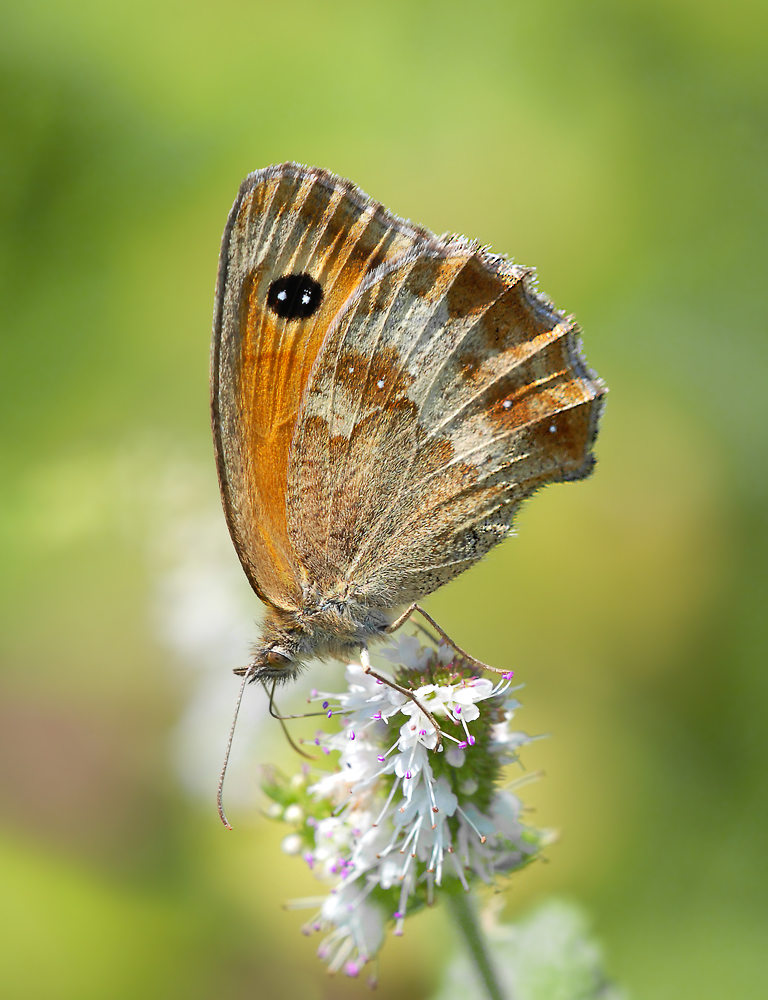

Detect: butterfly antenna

[217,665,255,830]
[266,679,316,761]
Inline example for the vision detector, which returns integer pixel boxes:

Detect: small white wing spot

[277,290,287,301]
[377,379,385,389]
[502,400,512,410]
[348,366,354,374]
[301,291,311,305]
[549,424,557,433]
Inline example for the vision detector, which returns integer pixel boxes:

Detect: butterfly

[211,162,606,687]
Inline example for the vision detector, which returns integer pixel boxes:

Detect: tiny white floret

[284,803,305,823]
[281,834,303,855]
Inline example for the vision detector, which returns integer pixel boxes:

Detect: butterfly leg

[266,680,317,762]
[233,667,344,720]
[360,646,443,749]
[385,604,512,677]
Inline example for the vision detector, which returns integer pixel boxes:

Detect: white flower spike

[262,639,545,979]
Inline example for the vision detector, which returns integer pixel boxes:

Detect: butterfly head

[237,604,374,683]
[248,636,304,683]
[236,609,315,683]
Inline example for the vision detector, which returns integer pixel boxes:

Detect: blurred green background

[1,1,766,997]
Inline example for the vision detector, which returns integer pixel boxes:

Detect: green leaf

[433,899,626,1000]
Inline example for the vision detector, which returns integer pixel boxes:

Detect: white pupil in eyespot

[301,292,311,304]
[277,290,287,300]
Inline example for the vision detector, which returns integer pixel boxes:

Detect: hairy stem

[445,889,509,1000]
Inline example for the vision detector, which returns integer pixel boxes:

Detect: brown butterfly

[211,163,606,688]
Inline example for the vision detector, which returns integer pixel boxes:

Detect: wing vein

[342,254,498,577]
[423,335,568,441]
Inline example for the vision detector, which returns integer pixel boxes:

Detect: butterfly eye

[267,648,292,666]
[266,273,323,319]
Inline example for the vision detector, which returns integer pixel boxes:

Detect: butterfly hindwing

[287,244,605,606]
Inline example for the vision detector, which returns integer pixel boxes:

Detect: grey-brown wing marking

[286,242,605,608]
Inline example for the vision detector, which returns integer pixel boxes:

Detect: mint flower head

[262,635,546,981]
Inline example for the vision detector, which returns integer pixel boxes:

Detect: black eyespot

[266,273,323,319]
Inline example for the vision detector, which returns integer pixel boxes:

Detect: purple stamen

[372,711,382,720]
[345,961,360,978]
[327,710,333,719]
[377,755,386,762]
[455,705,461,715]
[322,701,329,709]
[405,770,412,779]
[419,729,427,736]
[468,735,476,746]
[310,689,318,698]
[503,671,514,680]
[458,741,468,749]
[349,731,355,740]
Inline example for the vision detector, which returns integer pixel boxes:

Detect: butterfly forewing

[212,164,437,609]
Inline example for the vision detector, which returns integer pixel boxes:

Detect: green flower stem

[445,889,509,1000]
